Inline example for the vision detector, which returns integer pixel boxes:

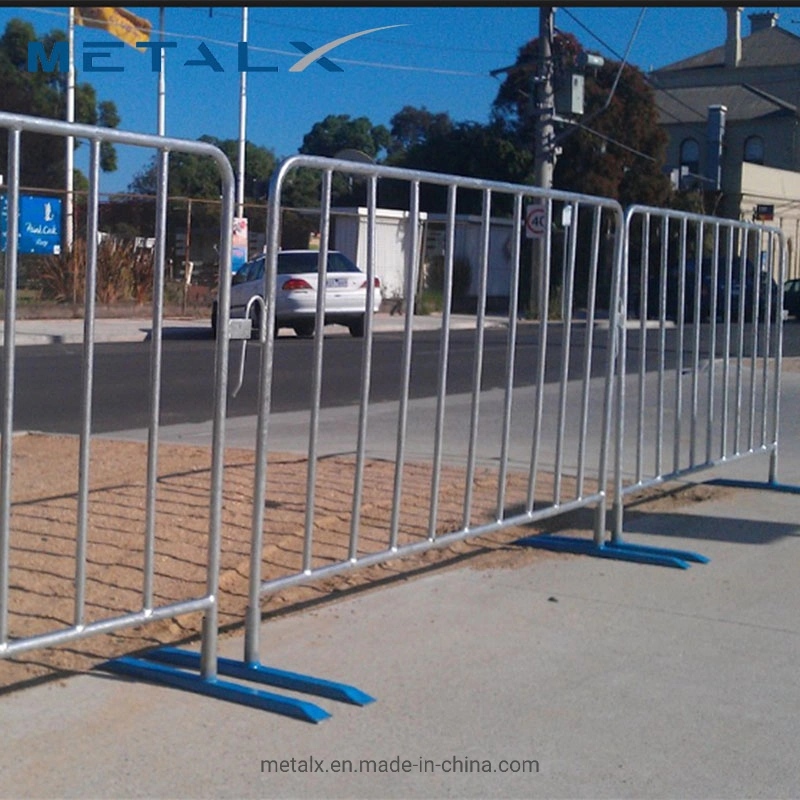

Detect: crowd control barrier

[5,115,791,723]
[233,154,628,667]
[609,205,796,567]
[0,112,372,722]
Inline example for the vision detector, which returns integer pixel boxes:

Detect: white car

[212,249,382,338]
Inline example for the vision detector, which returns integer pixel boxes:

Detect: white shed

[331,207,427,302]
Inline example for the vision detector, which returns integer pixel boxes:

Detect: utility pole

[534,5,555,193]
[530,4,555,317]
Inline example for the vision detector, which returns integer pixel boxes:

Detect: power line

[22,6,490,79]
[210,7,513,57]
[559,7,709,137]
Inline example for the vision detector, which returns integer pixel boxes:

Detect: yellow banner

[74,7,152,49]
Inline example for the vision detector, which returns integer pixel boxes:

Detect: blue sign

[1,195,62,255]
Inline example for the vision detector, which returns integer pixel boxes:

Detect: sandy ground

[0,432,733,695]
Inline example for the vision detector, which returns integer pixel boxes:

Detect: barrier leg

[102,656,332,723]
[516,533,709,569]
[705,478,800,495]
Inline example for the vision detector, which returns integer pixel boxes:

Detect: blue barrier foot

[144,646,375,706]
[516,535,709,569]
[706,478,800,495]
[102,656,331,723]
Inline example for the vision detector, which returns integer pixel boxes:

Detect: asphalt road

[7,321,798,436]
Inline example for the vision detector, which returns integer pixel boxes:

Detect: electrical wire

[21,6,491,78]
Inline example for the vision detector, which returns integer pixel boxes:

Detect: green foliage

[387,105,454,159]
[491,32,673,208]
[0,18,120,187]
[383,115,533,214]
[425,255,472,301]
[299,114,390,160]
[129,136,277,200]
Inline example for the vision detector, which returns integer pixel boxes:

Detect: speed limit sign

[525,204,547,239]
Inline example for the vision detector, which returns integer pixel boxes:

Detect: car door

[230,256,265,315]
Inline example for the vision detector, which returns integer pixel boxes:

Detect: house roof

[656,25,800,72]
[654,83,796,126]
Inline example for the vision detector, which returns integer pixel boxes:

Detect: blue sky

[1,5,789,193]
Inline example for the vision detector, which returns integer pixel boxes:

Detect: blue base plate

[102,647,374,723]
[516,535,709,569]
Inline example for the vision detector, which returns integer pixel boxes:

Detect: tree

[386,105,454,160]
[384,119,533,214]
[0,18,121,187]
[491,32,672,207]
[299,114,390,160]
[129,136,277,200]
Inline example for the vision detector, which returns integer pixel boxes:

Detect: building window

[744,136,765,164]
[680,138,700,177]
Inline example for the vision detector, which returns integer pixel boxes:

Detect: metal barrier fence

[238,154,626,666]
[0,112,242,695]
[9,123,789,720]
[610,205,788,562]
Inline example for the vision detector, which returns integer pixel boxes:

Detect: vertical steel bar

[760,233,774,448]
[74,139,101,628]
[0,128,21,647]
[690,221,704,467]
[597,206,624,544]
[673,218,688,474]
[576,206,600,498]
[244,161,282,665]
[553,202,578,504]
[721,228,734,458]
[613,210,630,542]
[462,189,491,529]
[636,213,650,485]
[427,183,457,541]
[349,175,378,558]
[526,198,552,513]
[734,230,748,454]
[748,234,762,451]
[303,170,332,570]
[389,181,420,550]
[143,147,169,611]
[656,216,669,478]
[496,194,522,521]
[706,224,720,464]
[769,231,786,484]
[199,153,236,681]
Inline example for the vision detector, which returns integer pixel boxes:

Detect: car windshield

[277,251,361,275]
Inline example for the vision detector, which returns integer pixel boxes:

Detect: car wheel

[348,316,365,338]
[293,320,315,338]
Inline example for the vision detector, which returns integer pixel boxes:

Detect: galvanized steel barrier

[0,112,371,722]
[237,155,626,666]
[9,122,789,720]
[0,110,232,665]
[609,205,792,567]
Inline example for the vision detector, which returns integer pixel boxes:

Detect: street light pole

[236,7,248,219]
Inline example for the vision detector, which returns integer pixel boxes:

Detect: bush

[38,238,154,305]
[426,255,472,300]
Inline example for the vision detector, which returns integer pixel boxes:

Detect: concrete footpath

[0,319,799,798]
[1,311,508,346]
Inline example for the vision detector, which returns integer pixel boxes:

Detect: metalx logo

[27,24,406,74]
